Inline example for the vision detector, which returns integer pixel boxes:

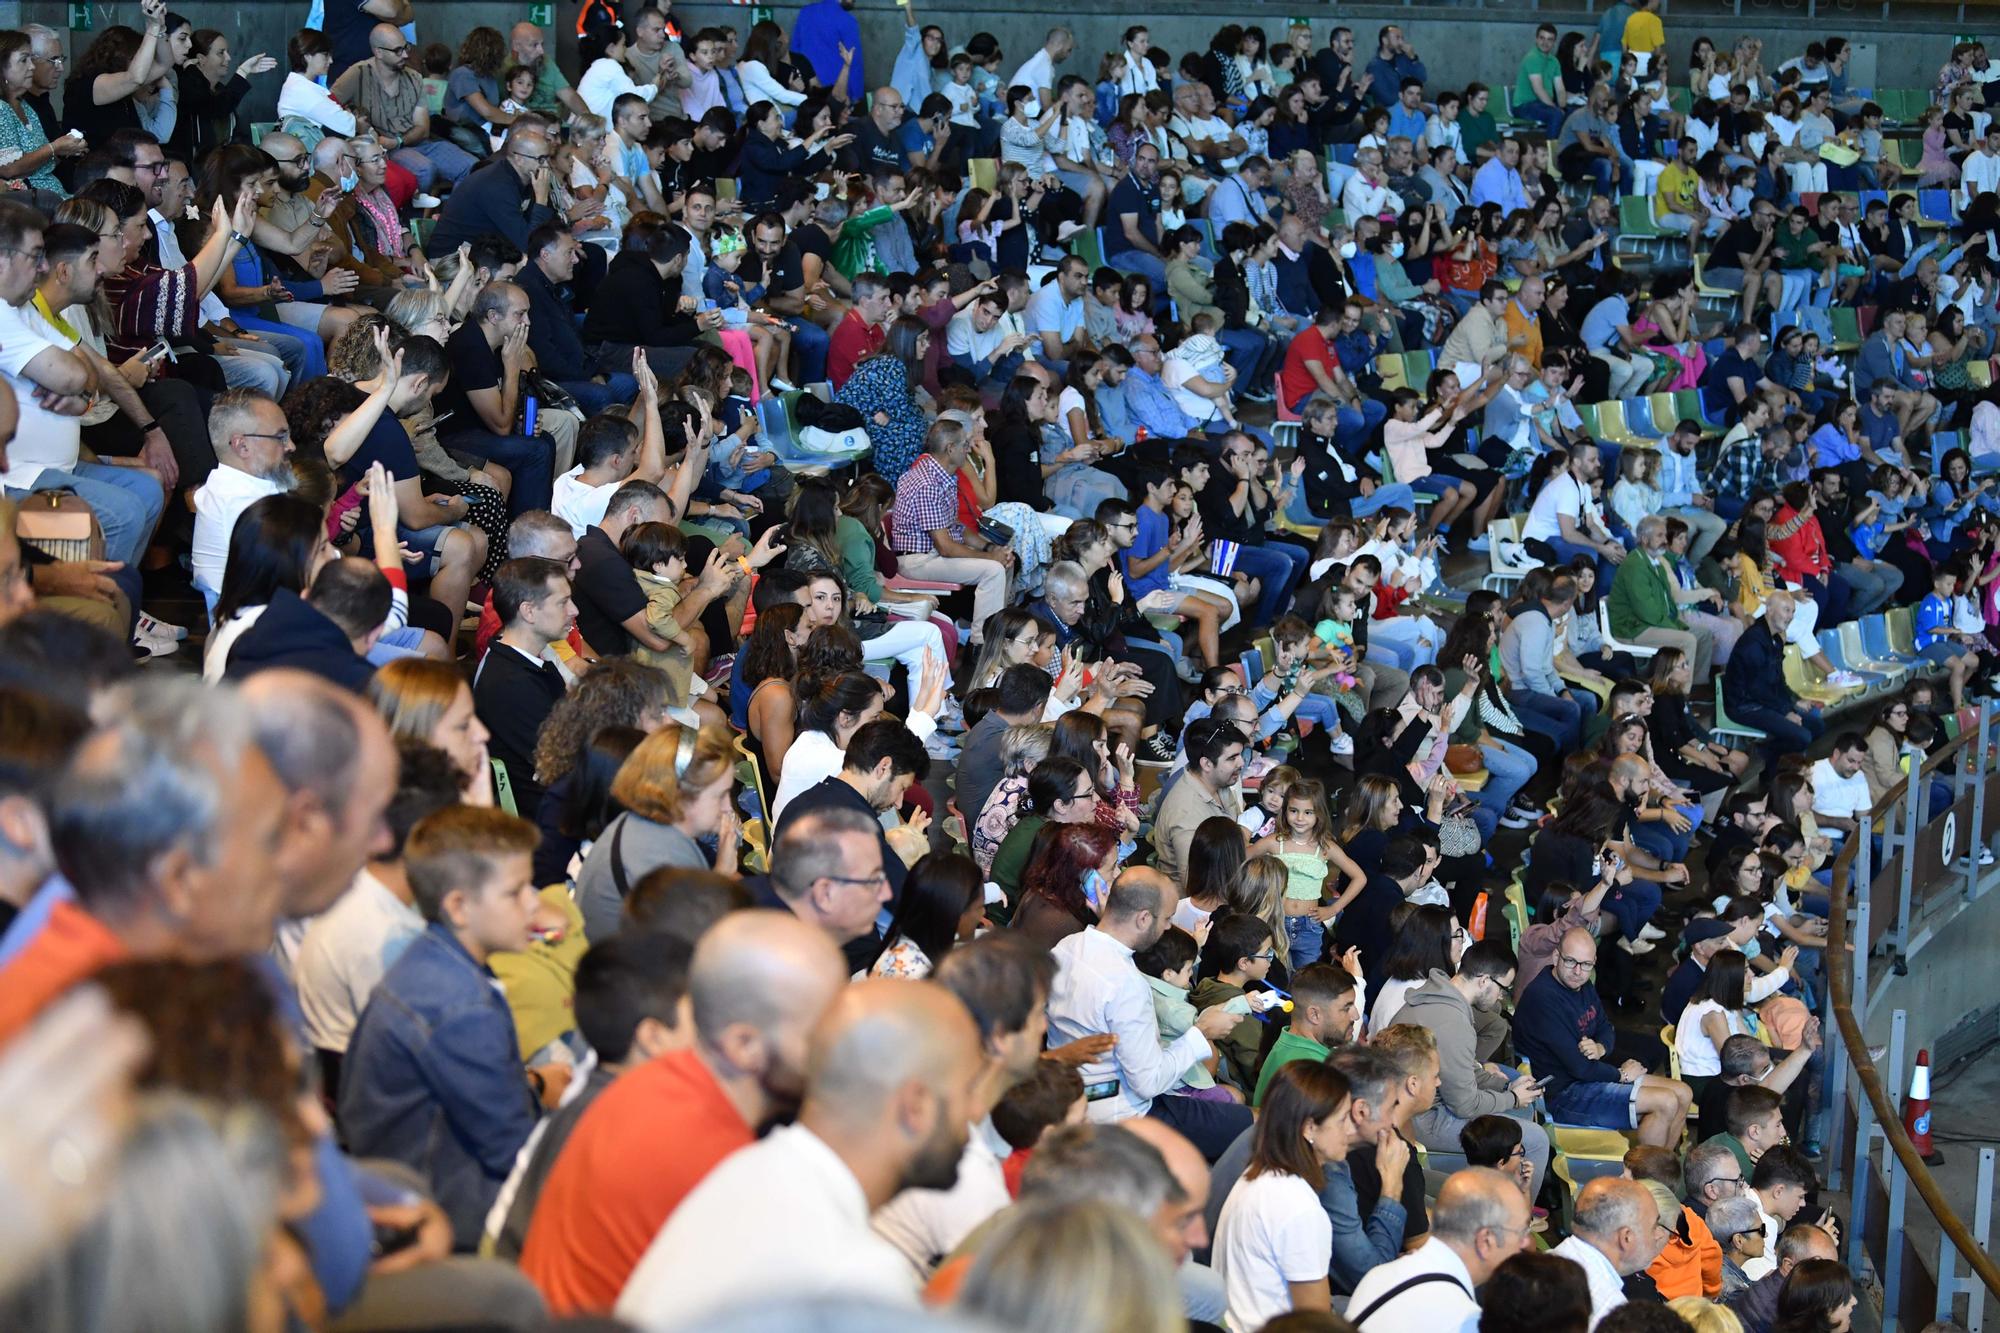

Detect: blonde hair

[958,1198,1184,1333]
[1236,854,1292,968]
[610,723,737,824]
[1667,1297,1746,1333]
[1370,1021,1439,1079]
[366,658,468,748]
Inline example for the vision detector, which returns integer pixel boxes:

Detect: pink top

[1382,406,1456,484]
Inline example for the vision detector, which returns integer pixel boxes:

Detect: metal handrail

[1825,716,2000,1305]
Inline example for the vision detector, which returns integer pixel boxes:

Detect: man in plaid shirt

[891,418,1013,644]
[1705,399,1782,521]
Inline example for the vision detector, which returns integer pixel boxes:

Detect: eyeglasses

[821,870,890,888]
[239,429,293,445]
[374,43,410,55]
[1555,954,1594,970]
[512,151,551,165]
[32,53,64,66]
[0,246,44,264]
[268,154,307,167]
[1251,950,1277,961]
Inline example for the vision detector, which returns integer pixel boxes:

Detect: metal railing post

[1855,894,1872,1016]
[1888,1153,1910,1333]
[1851,1090,1875,1277]
[1976,1146,1996,1333]
[1899,778,1922,955]
[1890,1009,1908,1118]
[1827,1022,1849,1193]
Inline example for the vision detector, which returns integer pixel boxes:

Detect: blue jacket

[429,157,559,255]
[1720,618,1797,719]
[222,589,375,693]
[1322,1158,1406,1294]
[1512,966,1619,1099]
[739,129,830,211]
[1365,53,1427,105]
[338,922,540,1249]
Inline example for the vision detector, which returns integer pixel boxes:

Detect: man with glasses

[1346,1168,1530,1329]
[22,26,62,143]
[1514,926,1693,1148]
[762,802,899,972]
[1551,1177,1676,1325]
[435,280,558,515]
[1728,1220,1836,1329]
[331,24,474,199]
[429,126,561,260]
[0,199,163,642]
[190,389,295,606]
[257,131,394,308]
[303,136,405,302]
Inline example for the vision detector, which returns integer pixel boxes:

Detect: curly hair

[326,313,392,381]
[531,658,673,785]
[1018,821,1118,930]
[793,623,863,701]
[456,26,508,78]
[281,376,367,458]
[739,603,805,690]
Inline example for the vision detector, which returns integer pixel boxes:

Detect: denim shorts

[1547,1078,1639,1130]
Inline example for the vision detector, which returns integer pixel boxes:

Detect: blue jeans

[1474,737,1536,820]
[1733,703,1826,766]
[10,463,164,620]
[440,429,553,515]
[1603,877,1663,941]
[1517,101,1567,139]
[1284,480,1418,526]
[1107,247,1168,291]
[1233,540,1310,625]
[1508,686,1596,750]
[229,320,318,383]
[1286,912,1326,967]
[1214,326,1274,399]
[555,372,639,417]
[390,139,476,191]
[1631,803,1700,865]
[783,315,830,383]
[1799,570,1852,626]
[1545,533,1620,586]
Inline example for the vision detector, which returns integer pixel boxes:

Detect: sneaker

[1498,812,1533,829]
[923,732,961,762]
[1615,935,1655,956]
[132,629,178,658]
[136,611,187,641]
[1963,845,1996,867]
[768,377,796,393]
[1826,669,1865,688]
[411,192,443,209]
[1329,730,1355,756]
[1507,801,1541,820]
[1137,732,1178,766]
[1639,923,1668,942]
[1175,658,1205,684]
[1466,533,1492,553]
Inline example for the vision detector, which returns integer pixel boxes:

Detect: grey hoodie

[1395,969,1515,1121]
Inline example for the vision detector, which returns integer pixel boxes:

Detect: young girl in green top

[1251,777,1368,967]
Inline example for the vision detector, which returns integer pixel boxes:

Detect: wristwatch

[229,230,251,247]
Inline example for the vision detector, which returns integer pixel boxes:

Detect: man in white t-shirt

[1006,26,1072,109]
[1520,439,1624,583]
[0,201,162,628]
[1169,81,1247,173]
[1023,255,1092,375]
[1809,735,1874,840]
[550,373,675,539]
[191,390,294,604]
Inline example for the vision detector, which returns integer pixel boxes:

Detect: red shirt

[1279,325,1337,412]
[828,310,885,389]
[0,900,130,1047]
[517,1048,753,1314]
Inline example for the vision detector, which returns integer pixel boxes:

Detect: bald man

[1347,1167,1531,1329]
[1127,1118,1228,1325]
[430,124,561,258]
[521,911,848,1315]
[1552,1176,1675,1324]
[1514,927,1693,1148]
[331,24,475,195]
[617,978,985,1327]
[510,22,590,120]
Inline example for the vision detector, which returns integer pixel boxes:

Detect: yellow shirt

[1624,10,1665,55]
[1503,300,1544,369]
[1656,162,1700,220]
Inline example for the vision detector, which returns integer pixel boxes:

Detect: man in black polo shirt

[770,718,931,965]
[518,223,635,418]
[572,478,678,658]
[853,85,915,174]
[473,556,575,820]
[747,208,832,383]
[1106,142,1168,290]
[435,281,558,515]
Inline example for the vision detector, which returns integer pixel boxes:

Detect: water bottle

[524,394,539,437]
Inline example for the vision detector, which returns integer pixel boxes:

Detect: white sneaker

[1329,731,1355,756]
[132,629,179,658]
[136,611,187,641]
[768,377,796,393]
[1826,669,1865,688]
[1639,923,1667,942]
[1498,812,1533,829]
[1616,935,1655,956]
[411,192,443,209]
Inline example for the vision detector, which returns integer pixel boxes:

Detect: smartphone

[370,1219,423,1259]
[1083,1078,1121,1103]
[141,339,171,364]
[698,298,718,313]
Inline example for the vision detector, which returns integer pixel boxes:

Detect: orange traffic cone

[1904,1048,1945,1165]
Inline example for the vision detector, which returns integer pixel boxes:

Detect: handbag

[13,490,104,563]
[1444,744,1485,776]
[977,517,1016,547]
[1436,811,1481,858]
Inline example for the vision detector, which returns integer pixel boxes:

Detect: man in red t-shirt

[518,910,849,1314]
[1278,301,1345,415]
[827,274,894,388]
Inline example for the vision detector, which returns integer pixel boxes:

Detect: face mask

[339,168,360,193]
[1021,99,1041,118]
[1082,869,1108,912]
[1388,239,1405,259]
[1338,240,1357,259]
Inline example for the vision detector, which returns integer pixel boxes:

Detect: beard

[279,170,311,193]
[755,1056,810,1129]
[901,1112,967,1193]
[262,460,299,490]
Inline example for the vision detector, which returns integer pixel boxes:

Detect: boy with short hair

[339,805,548,1250]
[1188,913,1278,1095]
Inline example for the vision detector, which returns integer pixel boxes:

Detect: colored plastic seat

[1712,680,1771,747]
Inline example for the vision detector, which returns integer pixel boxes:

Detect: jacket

[429,157,559,255]
[338,922,541,1249]
[1188,977,1261,1092]
[1511,965,1619,1099]
[1396,972,1515,1120]
[738,130,829,210]
[1608,550,1686,640]
[221,589,376,692]
[582,249,701,350]
[1721,619,1797,717]
[1321,1158,1406,1295]
[517,261,592,383]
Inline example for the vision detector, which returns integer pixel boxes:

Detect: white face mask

[1388,239,1406,259]
[1021,99,1041,118]
[1338,240,1358,259]
[339,168,360,192]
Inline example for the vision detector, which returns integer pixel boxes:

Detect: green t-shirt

[530,57,572,116]
[1254,1028,1332,1107]
[1460,107,1501,154]
[1515,50,1561,110]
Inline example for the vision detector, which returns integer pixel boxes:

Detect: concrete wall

[2,1,1988,126]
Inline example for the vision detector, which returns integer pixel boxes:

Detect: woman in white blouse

[768,656,946,822]
[277,28,353,138]
[1000,83,1062,180]
[1673,948,1776,1079]
[739,24,806,108]
[576,23,657,121]
[1213,1060,1355,1330]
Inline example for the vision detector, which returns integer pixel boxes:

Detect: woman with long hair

[873,851,984,978]
[1175,815,1251,931]
[574,723,741,941]
[786,483,952,679]
[1014,820,1119,950]
[367,658,493,805]
[1050,711,1142,845]
[961,1198,1185,1333]
[1773,1259,1857,1333]
[967,608,1048,692]
[553,724,645,883]
[1527,784,1663,958]
[1335,773,1409,875]
[1437,612,1547,829]
[833,316,931,480]
[1673,947,1759,1081]
[1371,904,1465,1031]
[1650,646,1751,791]
[769,670,887,823]
[66,19,174,145]
[171,28,270,163]
[1211,1061,1353,1327]
[740,601,810,777]
[972,722,1054,874]
[529,659,674,883]
[438,26,515,157]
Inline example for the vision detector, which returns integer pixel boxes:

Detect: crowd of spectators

[14,1,2000,1331]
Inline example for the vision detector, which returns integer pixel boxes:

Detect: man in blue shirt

[790,0,862,101]
[1387,78,1428,141]
[1204,155,1276,235]
[1123,336,1203,441]
[1105,143,1170,289]
[1025,256,1092,376]
[1364,25,1426,106]
[1471,135,1530,213]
